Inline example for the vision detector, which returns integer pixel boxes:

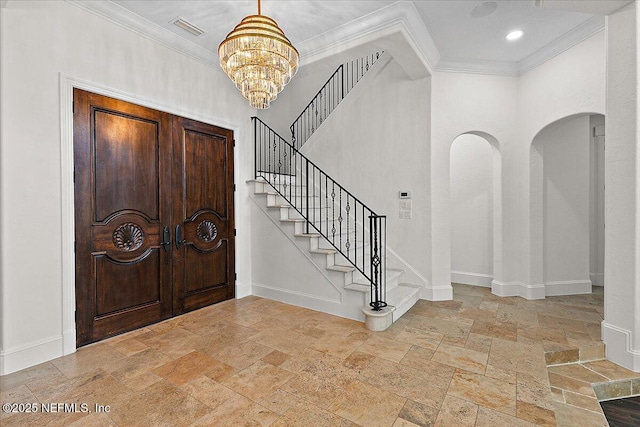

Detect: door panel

[94,250,161,316]
[183,130,230,218]
[185,238,229,293]
[75,89,235,345]
[172,118,235,314]
[93,111,160,221]
[74,89,173,346]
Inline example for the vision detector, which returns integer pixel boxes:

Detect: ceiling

[70,0,633,76]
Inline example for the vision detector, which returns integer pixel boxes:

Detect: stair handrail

[290,51,384,150]
[254,116,387,311]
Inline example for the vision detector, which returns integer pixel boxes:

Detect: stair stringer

[250,178,421,324]
[250,190,369,322]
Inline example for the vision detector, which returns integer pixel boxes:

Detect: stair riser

[281,207,334,221]
[267,194,323,207]
[391,291,421,323]
[253,180,300,193]
[351,269,400,290]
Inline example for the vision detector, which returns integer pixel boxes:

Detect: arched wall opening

[449,132,502,288]
[530,113,605,297]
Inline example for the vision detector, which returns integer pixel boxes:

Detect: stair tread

[310,248,338,254]
[295,233,322,238]
[387,284,421,303]
[327,265,355,273]
[352,268,404,285]
[344,283,370,293]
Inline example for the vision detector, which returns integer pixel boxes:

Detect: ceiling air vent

[172,17,205,36]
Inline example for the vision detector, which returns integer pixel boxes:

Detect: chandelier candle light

[218,0,299,109]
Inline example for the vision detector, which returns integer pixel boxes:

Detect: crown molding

[66,0,438,77]
[436,57,519,77]
[435,15,605,77]
[65,0,604,79]
[297,1,439,74]
[65,0,221,71]
[517,15,605,75]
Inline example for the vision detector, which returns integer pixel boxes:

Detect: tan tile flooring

[1,284,638,426]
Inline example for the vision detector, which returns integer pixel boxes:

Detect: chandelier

[218,0,299,109]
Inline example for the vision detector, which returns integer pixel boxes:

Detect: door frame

[60,74,242,355]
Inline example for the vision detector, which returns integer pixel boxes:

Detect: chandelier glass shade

[218,1,299,109]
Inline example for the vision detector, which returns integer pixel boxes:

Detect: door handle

[161,226,171,251]
[175,224,186,248]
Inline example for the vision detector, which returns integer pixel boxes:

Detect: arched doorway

[449,132,502,289]
[529,113,605,296]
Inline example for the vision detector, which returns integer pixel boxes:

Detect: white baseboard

[602,321,640,372]
[491,280,521,297]
[491,280,546,300]
[251,282,365,322]
[0,335,63,376]
[451,271,492,287]
[62,329,77,356]
[235,281,252,299]
[420,284,453,301]
[590,272,604,286]
[545,280,592,296]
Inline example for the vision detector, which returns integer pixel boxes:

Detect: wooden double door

[73,89,235,346]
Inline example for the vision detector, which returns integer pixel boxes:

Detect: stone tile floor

[1,284,638,426]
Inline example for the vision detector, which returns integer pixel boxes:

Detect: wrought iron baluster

[311,101,316,133]
[353,198,356,265]
[312,164,316,227]
[338,188,342,252]
[325,175,328,236]
[305,161,309,234]
[319,167,322,234]
[346,195,350,259]
[321,89,325,124]
[291,125,295,151]
[267,130,272,179]
[370,216,379,310]
[362,205,365,274]
[273,134,277,184]
[331,183,336,244]
[273,143,287,181]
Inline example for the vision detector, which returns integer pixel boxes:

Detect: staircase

[250,52,420,330]
[251,117,420,330]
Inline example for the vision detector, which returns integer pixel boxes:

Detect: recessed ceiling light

[470,2,498,18]
[505,30,525,41]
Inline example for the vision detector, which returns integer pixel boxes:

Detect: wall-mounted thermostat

[399,191,412,199]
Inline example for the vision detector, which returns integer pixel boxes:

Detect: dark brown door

[172,117,235,314]
[74,89,234,346]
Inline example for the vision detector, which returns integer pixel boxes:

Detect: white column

[602,1,640,371]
